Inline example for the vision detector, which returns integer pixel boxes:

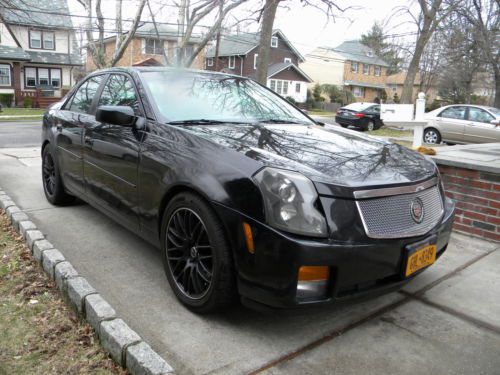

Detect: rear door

[435,106,468,142]
[55,75,105,195]
[464,107,500,143]
[83,73,144,229]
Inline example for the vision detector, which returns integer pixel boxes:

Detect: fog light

[297,266,329,299]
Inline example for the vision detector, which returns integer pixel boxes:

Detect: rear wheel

[42,146,74,205]
[161,192,236,313]
[366,120,375,132]
[423,128,441,144]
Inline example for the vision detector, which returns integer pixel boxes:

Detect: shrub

[312,83,324,102]
[0,93,13,108]
[285,96,296,105]
[393,92,400,104]
[23,96,33,108]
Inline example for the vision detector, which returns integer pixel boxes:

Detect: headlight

[253,167,328,237]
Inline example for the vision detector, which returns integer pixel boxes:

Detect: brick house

[302,40,389,102]
[386,71,439,104]
[0,0,82,108]
[204,29,312,103]
[85,24,205,71]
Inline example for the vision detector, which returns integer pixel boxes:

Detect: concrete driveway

[1,140,499,374]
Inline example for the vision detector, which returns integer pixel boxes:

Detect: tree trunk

[255,0,280,85]
[494,69,500,108]
[177,0,187,66]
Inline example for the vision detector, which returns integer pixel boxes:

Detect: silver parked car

[423,105,500,144]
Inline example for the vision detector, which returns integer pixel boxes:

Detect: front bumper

[213,196,455,309]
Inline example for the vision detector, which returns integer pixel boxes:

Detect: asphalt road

[1,144,499,374]
[0,120,42,148]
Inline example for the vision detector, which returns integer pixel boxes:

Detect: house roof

[1,0,73,29]
[344,80,387,89]
[0,45,31,61]
[332,40,389,67]
[26,51,82,66]
[267,62,312,82]
[205,30,304,62]
[99,23,203,45]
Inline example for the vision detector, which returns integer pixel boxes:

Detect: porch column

[12,62,22,107]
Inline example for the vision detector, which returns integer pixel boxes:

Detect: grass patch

[0,212,126,375]
[309,110,336,117]
[370,127,413,138]
[0,108,45,116]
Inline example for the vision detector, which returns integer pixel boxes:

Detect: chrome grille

[356,185,443,239]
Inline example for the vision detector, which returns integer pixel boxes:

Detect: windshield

[486,106,500,116]
[140,71,313,125]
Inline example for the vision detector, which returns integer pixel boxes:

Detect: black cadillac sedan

[42,68,455,313]
[335,102,383,131]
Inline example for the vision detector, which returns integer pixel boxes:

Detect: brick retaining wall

[438,165,500,242]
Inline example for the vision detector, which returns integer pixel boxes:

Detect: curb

[0,189,175,375]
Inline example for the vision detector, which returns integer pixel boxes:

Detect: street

[0,121,499,374]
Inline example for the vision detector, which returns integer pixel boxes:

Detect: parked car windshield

[485,107,500,117]
[140,71,313,125]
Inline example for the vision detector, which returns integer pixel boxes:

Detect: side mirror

[490,119,500,126]
[96,105,135,127]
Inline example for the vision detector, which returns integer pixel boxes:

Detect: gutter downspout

[240,56,243,76]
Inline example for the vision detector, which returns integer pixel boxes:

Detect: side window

[68,75,104,114]
[439,106,466,120]
[98,74,141,115]
[468,107,494,124]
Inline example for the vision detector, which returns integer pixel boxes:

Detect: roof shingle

[1,0,73,29]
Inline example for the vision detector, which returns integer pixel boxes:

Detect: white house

[0,0,82,107]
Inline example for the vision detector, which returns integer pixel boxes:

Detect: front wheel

[423,128,441,144]
[42,146,74,205]
[161,192,236,313]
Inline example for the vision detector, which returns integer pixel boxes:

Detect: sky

[67,0,420,55]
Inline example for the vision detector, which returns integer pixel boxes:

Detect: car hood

[181,123,437,196]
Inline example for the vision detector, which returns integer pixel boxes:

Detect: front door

[55,75,105,195]
[435,106,468,142]
[464,107,500,143]
[83,73,144,229]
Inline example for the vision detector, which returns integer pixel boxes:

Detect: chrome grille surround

[356,184,444,239]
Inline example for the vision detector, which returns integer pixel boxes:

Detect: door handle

[84,136,93,146]
[56,123,62,132]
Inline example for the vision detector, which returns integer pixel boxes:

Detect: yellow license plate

[405,244,436,277]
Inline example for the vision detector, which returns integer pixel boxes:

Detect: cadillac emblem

[410,198,424,223]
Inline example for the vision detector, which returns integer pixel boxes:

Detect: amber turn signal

[242,222,255,254]
[298,266,329,281]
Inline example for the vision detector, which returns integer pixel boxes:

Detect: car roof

[88,66,245,80]
[435,104,499,116]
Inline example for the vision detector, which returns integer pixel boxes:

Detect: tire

[423,128,441,144]
[366,120,375,132]
[161,192,236,313]
[42,145,74,205]
[340,124,348,128]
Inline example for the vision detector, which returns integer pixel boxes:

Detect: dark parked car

[335,102,383,131]
[42,68,455,313]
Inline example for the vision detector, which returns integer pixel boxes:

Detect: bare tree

[175,0,249,68]
[77,0,147,69]
[458,0,499,107]
[398,0,461,103]
[255,0,347,85]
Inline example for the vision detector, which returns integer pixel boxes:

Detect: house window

[0,64,11,86]
[363,64,369,75]
[271,36,278,48]
[351,62,358,73]
[284,57,292,63]
[43,32,54,50]
[269,79,291,96]
[270,80,276,91]
[374,66,381,76]
[282,81,288,95]
[25,67,36,87]
[253,53,258,69]
[51,69,61,87]
[295,83,300,93]
[29,30,54,50]
[38,68,49,86]
[276,80,282,94]
[145,38,163,55]
[207,58,213,67]
[353,86,365,98]
[228,56,235,69]
[29,30,42,49]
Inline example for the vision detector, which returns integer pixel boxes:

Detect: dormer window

[271,36,278,48]
[29,30,54,50]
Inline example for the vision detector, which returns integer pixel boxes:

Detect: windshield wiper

[167,119,243,125]
[257,119,304,124]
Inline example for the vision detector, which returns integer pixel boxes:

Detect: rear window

[343,102,375,111]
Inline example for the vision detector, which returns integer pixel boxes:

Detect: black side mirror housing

[96,105,135,127]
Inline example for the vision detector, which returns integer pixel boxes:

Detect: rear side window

[98,74,141,115]
[468,107,494,123]
[68,75,104,114]
[439,106,466,120]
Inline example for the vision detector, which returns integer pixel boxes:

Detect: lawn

[0,212,125,375]
[370,126,413,138]
[309,110,336,117]
[0,108,45,116]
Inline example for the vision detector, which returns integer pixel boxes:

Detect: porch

[14,88,68,109]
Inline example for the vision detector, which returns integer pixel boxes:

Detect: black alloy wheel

[166,208,213,300]
[41,146,74,205]
[161,192,236,313]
